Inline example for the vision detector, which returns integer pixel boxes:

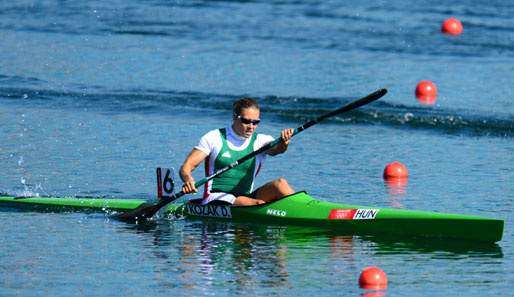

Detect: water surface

[0,0,513,296]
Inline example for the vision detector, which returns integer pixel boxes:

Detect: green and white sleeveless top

[195,126,274,201]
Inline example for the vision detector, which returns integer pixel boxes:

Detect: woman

[179,97,295,206]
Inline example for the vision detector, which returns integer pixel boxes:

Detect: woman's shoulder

[196,128,224,153]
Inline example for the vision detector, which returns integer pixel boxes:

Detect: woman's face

[232,107,260,138]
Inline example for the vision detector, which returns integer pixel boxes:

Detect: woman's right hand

[182,177,198,194]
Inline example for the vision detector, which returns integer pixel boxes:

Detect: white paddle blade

[156,167,176,198]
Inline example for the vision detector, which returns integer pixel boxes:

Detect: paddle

[113,88,387,223]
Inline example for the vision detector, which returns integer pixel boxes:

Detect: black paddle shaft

[114,88,387,222]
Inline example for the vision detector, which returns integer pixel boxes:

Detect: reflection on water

[361,291,387,297]
[383,178,408,209]
[119,218,503,293]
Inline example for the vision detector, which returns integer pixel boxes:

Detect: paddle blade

[112,202,162,223]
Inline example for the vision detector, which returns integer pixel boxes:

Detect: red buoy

[359,266,388,290]
[442,18,463,35]
[415,80,437,104]
[383,162,408,178]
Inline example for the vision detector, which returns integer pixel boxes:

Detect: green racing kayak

[0,191,504,242]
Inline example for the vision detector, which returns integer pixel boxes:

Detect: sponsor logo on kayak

[266,209,287,217]
[328,209,380,220]
[186,203,232,218]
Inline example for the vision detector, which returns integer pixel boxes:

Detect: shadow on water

[362,234,504,258]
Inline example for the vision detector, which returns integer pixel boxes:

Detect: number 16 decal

[157,167,175,198]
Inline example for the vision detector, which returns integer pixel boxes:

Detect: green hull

[0,192,504,242]
[0,196,148,211]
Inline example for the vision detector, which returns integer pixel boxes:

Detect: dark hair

[232,97,259,114]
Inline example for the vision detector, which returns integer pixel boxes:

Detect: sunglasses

[234,112,260,125]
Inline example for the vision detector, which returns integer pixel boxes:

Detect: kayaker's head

[232,97,260,138]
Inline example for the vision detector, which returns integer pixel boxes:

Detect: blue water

[1,0,513,296]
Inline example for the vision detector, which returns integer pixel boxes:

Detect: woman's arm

[179,148,208,193]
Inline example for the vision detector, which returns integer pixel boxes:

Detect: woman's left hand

[281,128,294,146]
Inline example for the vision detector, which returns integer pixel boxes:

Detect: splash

[16,177,44,198]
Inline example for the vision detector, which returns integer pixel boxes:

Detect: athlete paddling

[179,97,295,206]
